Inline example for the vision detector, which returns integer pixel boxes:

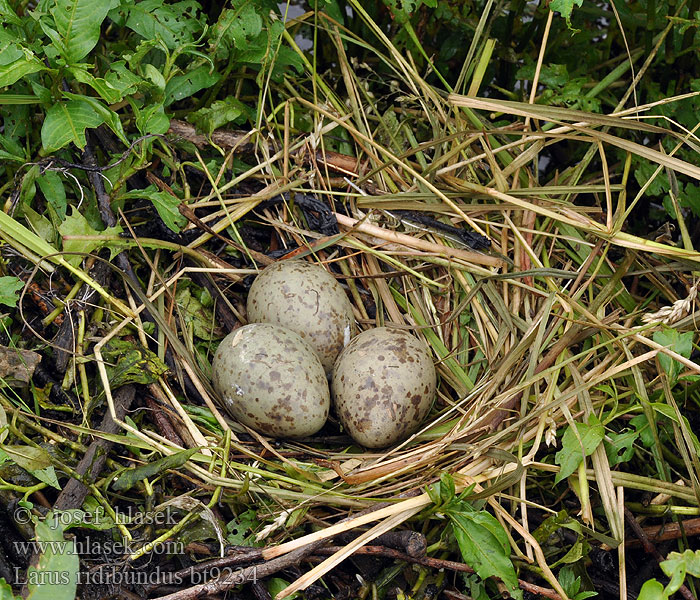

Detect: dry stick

[333,213,503,267]
[624,507,696,600]
[151,543,324,600]
[625,517,700,546]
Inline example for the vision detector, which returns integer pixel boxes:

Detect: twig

[151,543,324,600]
[625,517,700,546]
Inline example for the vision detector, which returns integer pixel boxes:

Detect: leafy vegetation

[0,0,699,599]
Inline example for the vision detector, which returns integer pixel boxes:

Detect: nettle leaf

[164,65,221,107]
[58,207,123,267]
[186,96,248,135]
[634,158,670,198]
[0,276,24,308]
[125,0,204,49]
[209,3,263,59]
[41,99,105,152]
[49,0,112,64]
[653,327,694,383]
[175,286,222,340]
[383,0,420,24]
[554,415,604,484]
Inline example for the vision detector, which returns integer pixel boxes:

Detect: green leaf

[125,0,204,49]
[24,205,56,244]
[41,100,105,152]
[533,510,582,543]
[0,445,53,470]
[660,550,700,595]
[653,327,694,384]
[186,96,247,135]
[36,171,67,220]
[26,514,79,600]
[637,579,666,600]
[209,4,263,59]
[0,56,46,88]
[102,338,169,388]
[48,0,112,64]
[603,429,638,466]
[554,415,604,484]
[58,207,123,267]
[121,187,186,232]
[175,287,221,340]
[0,276,24,308]
[0,577,17,600]
[164,65,221,107]
[0,0,23,26]
[449,510,522,600]
[31,466,60,490]
[267,578,299,600]
[62,92,128,145]
[550,0,583,29]
[558,565,580,597]
[104,61,143,97]
[69,66,123,104]
[133,101,170,135]
[111,448,198,491]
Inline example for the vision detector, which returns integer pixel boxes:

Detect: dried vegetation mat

[1,8,700,600]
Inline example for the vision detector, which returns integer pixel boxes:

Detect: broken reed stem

[334,212,504,267]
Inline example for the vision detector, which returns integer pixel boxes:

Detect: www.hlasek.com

[13,539,184,556]
[14,565,257,587]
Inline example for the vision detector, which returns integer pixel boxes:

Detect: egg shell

[212,323,330,438]
[331,327,436,448]
[246,260,355,373]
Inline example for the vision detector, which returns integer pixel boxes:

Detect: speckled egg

[246,260,355,373]
[212,323,330,438]
[331,328,436,448]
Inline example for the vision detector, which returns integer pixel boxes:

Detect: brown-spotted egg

[331,327,436,448]
[212,323,329,438]
[246,260,355,373]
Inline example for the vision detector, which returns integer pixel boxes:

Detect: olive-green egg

[331,328,436,448]
[212,323,330,438]
[246,260,355,373]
